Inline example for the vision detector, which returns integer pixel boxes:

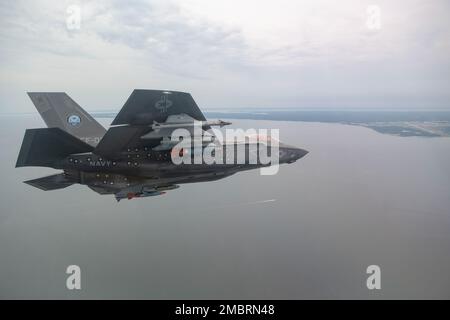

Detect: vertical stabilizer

[27,92,106,146]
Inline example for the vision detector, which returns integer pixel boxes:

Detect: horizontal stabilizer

[25,173,74,191]
[16,128,94,168]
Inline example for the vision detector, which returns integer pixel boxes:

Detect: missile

[151,119,231,130]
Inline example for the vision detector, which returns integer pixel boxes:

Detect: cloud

[0,0,449,111]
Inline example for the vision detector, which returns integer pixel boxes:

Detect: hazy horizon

[2,105,450,116]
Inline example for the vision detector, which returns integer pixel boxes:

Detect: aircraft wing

[86,169,238,201]
[94,89,209,156]
[111,89,206,125]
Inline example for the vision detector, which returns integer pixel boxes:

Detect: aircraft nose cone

[285,147,308,163]
[295,148,308,159]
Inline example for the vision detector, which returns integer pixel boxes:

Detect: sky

[0,0,449,112]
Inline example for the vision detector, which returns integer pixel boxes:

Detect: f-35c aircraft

[16,90,308,201]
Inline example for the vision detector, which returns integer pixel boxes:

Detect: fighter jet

[16,90,308,201]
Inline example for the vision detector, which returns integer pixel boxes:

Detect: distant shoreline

[2,109,450,137]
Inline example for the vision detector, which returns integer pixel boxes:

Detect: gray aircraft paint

[27,92,106,146]
[17,90,307,201]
